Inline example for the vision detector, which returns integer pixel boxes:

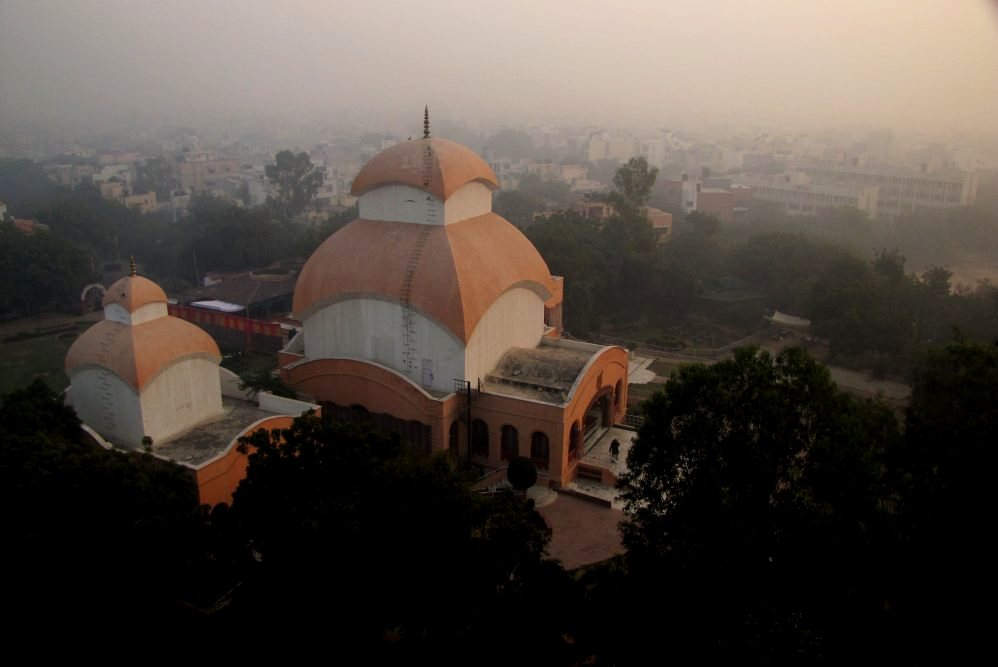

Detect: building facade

[280,132,629,487]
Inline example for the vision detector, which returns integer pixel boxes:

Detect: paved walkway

[537,493,625,569]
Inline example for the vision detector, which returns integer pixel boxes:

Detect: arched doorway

[569,421,581,462]
[531,432,550,470]
[472,419,490,459]
[582,391,613,443]
[80,283,106,314]
[501,425,519,461]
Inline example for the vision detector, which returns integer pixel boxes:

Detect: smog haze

[2,0,996,137]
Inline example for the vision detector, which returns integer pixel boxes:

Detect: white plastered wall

[443,182,493,224]
[140,358,223,444]
[104,302,167,326]
[304,298,465,393]
[358,182,492,225]
[359,185,442,224]
[464,287,545,385]
[68,368,145,447]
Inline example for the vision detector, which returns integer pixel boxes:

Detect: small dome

[102,275,168,313]
[294,213,554,343]
[350,138,499,202]
[66,317,221,391]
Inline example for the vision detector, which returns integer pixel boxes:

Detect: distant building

[736,173,879,219]
[121,191,158,214]
[98,180,127,200]
[800,160,977,219]
[696,188,738,225]
[642,206,673,243]
[588,134,639,163]
[175,154,241,192]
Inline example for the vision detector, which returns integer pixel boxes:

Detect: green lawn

[220,350,279,377]
[0,320,97,396]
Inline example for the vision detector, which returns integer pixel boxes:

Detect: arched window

[501,425,519,461]
[615,380,623,410]
[531,432,550,470]
[472,419,489,459]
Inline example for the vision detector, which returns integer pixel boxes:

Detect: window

[501,425,519,461]
[531,432,550,470]
[472,419,489,459]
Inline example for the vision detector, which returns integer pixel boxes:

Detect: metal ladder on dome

[92,325,124,433]
[399,139,439,376]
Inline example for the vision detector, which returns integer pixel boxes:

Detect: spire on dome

[129,256,137,276]
[423,106,430,139]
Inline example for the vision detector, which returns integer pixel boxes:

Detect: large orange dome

[350,137,499,201]
[294,213,555,343]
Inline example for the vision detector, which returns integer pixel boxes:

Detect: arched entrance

[582,390,613,443]
[80,283,106,314]
[569,421,581,462]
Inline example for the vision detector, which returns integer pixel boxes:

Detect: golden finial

[129,255,137,277]
[423,106,430,139]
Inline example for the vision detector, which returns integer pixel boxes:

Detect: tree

[507,456,537,498]
[238,369,295,398]
[134,156,176,200]
[0,380,206,633]
[265,150,324,217]
[887,338,998,660]
[228,414,558,656]
[617,346,899,660]
[0,224,93,315]
[610,156,658,210]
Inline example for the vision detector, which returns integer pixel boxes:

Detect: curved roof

[102,275,167,312]
[66,317,221,391]
[294,213,555,343]
[350,138,499,201]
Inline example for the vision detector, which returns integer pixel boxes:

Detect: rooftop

[155,396,272,467]
[182,270,296,309]
[483,341,600,404]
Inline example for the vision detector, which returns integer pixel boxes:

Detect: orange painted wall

[559,346,629,482]
[281,347,629,487]
[195,415,297,508]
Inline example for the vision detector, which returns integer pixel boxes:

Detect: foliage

[617,347,900,660]
[237,369,295,399]
[187,193,298,273]
[890,339,997,650]
[264,150,324,217]
[610,156,658,211]
[134,155,176,200]
[228,414,560,657]
[0,380,205,632]
[483,128,535,160]
[494,189,544,227]
[295,204,357,259]
[0,224,93,315]
[506,455,537,494]
[0,158,58,215]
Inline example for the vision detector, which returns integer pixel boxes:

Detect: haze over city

[2,0,997,138]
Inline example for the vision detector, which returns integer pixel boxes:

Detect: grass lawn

[220,350,279,377]
[0,319,97,396]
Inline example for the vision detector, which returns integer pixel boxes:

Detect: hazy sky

[1,0,996,136]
